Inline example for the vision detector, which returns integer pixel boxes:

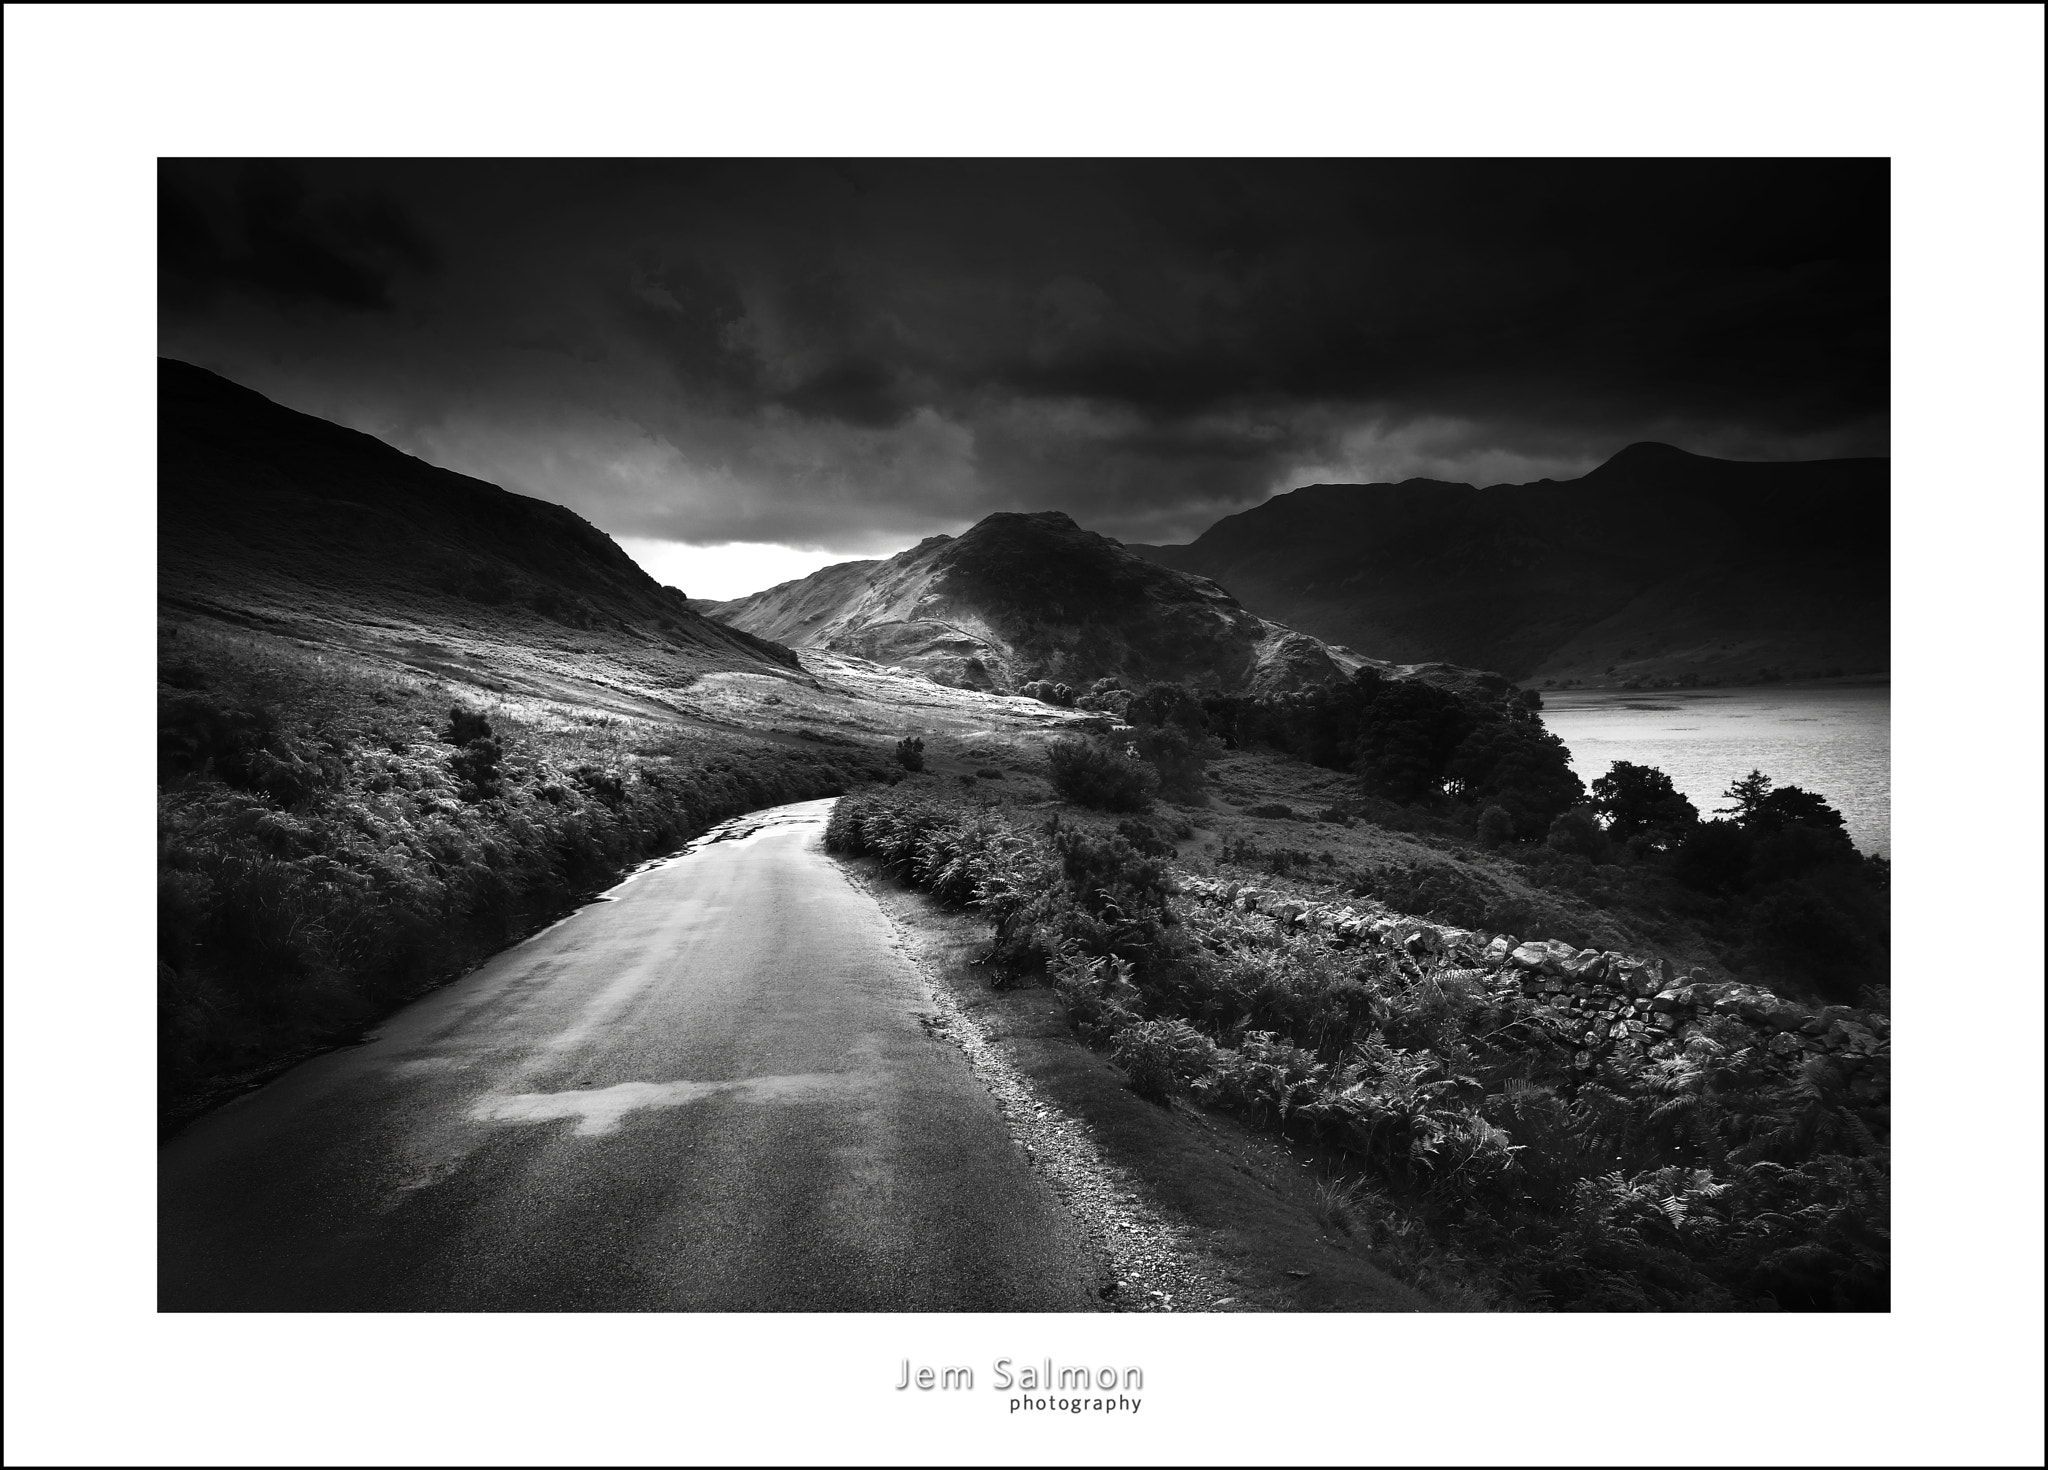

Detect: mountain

[706,509,1369,695]
[1127,443,1889,686]
[159,359,798,714]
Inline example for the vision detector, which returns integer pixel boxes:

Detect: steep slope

[709,510,1355,694]
[1129,443,1888,685]
[159,359,798,715]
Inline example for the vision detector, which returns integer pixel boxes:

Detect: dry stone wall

[1175,874,1890,1089]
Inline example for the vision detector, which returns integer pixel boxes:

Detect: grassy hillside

[156,619,887,1130]
[160,358,797,720]
[825,765,1890,1311]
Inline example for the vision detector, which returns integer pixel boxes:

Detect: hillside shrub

[1111,1018,1215,1101]
[1115,817,1176,858]
[894,736,926,772]
[1546,806,1607,860]
[1019,679,1075,707]
[1130,723,1210,802]
[1047,736,1157,812]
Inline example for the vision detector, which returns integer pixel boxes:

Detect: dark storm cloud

[157,158,1887,553]
[160,160,438,312]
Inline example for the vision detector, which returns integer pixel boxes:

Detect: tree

[893,736,925,772]
[1750,784,1850,841]
[1476,804,1517,848]
[1445,718,1584,838]
[1126,682,1210,736]
[1674,819,1754,893]
[1718,769,1775,822]
[1354,680,1472,804]
[1130,723,1211,803]
[1546,805,1607,860]
[1591,760,1699,845]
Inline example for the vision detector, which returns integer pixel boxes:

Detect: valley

[156,363,1888,1313]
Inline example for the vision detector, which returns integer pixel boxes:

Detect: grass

[856,868,1444,1311]
[824,774,1891,1311]
[154,607,1109,1136]
[155,618,895,1131]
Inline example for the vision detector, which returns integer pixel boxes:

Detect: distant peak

[968,509,1082,533]
[1600,441,1702,468]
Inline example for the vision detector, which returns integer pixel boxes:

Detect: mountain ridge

[1125,442,1888,685]
[158,358,801,715]
[708,507,1392,697]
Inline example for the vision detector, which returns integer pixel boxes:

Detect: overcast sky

[159,158,1887,597]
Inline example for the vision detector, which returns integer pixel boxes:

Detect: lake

[1539,684,1890,856]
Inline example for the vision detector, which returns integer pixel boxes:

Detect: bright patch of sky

[618,538,863,603]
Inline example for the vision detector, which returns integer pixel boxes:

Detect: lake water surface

[1539,684,1890,856]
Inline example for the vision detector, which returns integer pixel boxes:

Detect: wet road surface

[159,799,1099,1311]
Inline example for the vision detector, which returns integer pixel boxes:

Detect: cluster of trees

[1188,669,1585,838]
[1039,667,1885,1006]
[1045,681,1223,811]
[1052,670,1585,841]
[1019,675,1135,714]
[1549,763,1884,1002]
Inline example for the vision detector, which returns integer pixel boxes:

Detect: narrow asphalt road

[159,798,1101,1311]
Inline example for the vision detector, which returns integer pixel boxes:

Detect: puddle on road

[468,1071,857,1137]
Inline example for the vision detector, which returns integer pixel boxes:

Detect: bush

[1675,818,1753,892]
[1130,722,1210,802]
[449,735,504,799]
[1476,804,1516,848]
[1047,736,1157,812]
[1545,806,1607,860]
[1018,680,1074,707]
[894,736,926,772]
[1248,802,1294,820]
[1126,682,1211,736]
[443,706,493,747]
[1116,817,1176,858]
[570,763,625,804]
[1111,1018,1216,1102]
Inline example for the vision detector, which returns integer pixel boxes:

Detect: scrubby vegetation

[1181,666,1888,1007]
[158,625,883,1128]
[1046,735,1158,811]
[826,780,1889,1311]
